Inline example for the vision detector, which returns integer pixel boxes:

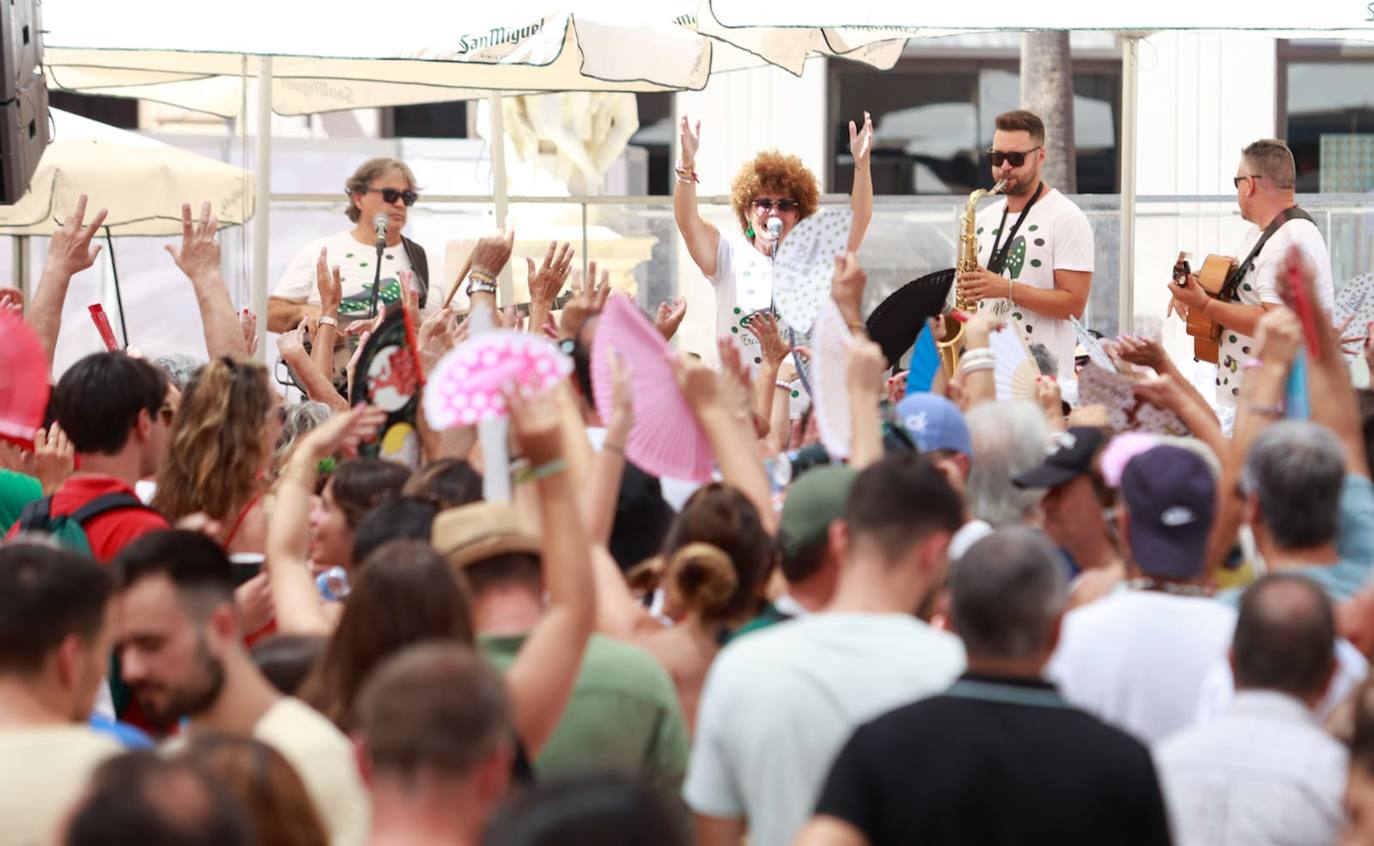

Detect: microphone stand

[366,236,385,319]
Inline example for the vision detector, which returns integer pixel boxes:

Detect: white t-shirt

[0,725,122,846]
[1047,590,1236,744]
[1214,217,1334,405]
[974,188,1094,382]
[683,612,965,846]
[272,230,418,324]
[709,232,772,367]
[255,697,371,846]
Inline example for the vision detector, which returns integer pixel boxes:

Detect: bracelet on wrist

[466,271,498,298]
[674,163,698,185]
[317,315,339,329]
[514,458,568,485]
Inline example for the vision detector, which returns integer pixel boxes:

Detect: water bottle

[316,566,351,602]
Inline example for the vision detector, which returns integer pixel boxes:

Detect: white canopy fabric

[42,1,936,118]
[0,109,252,235]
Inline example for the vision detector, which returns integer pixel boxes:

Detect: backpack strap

[16,495,55,532]
[68,492,154,526]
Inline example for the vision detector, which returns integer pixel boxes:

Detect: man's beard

[135,637,227,726]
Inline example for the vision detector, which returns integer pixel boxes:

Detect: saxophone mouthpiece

[992,178,1008,194]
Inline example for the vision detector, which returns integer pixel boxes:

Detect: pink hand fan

[0,310,51,448]
[423,330,571,430]
[591,294,713,483]
[810,299,855,459]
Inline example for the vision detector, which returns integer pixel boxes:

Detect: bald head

[1232,574,1335,701]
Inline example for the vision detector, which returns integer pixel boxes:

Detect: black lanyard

[987,182,1044,275]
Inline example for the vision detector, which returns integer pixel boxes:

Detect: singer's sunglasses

[753,198,800,213]
[987,147,1042,167]
[361,187,418,207]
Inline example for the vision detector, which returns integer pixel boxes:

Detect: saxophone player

[956,109,1095,383]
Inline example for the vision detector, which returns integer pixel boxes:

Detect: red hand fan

[0,310,51,448]
[591,294,713,483]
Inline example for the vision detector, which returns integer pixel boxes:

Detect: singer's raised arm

[847,110,875,253]
[673,115,722,278]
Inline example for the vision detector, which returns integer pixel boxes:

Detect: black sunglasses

[988,147,1041,167]
[363,187,418,207]
[1233,175,1263,188]
[753,198,800,213]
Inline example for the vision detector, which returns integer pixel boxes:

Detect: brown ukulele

[1172,251,1238,364]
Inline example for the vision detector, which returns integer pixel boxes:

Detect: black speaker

[0,0,47,204]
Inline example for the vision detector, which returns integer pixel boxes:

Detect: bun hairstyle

[665,543,738,625]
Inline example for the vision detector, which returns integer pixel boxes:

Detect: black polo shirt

[814,673,1172,846]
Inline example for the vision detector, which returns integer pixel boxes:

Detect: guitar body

[1174,253,1237,364]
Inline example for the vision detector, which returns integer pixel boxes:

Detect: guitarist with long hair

[1168,139,1333,410]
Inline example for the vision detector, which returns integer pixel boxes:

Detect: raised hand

[239,309,259,357]
[277,317,309,362]
[1113,334,1169,373]
[1254,307,1303,370]
[831,251,867,325]
[47,194,108,278]
[679,115,701,167]
[654,297,688,342]
[559,261,611,340]
[507,386,564,467]
[848,110,874,171]
[670,351,721,414]
[846,337,886,398]
[745,310,791,367]
[301,405,386,460]
[30,423,74,494]
[315,247,343,318]
[526,241,574,310]
[963,309,1007,346]
[470,230,516,278]
[164,201,221,281]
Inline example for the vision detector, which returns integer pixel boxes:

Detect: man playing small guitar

[1167,139,1334,408]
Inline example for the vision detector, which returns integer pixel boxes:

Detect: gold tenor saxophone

[936,178,1007,378]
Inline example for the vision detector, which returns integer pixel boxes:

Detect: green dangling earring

[745,223,755,239]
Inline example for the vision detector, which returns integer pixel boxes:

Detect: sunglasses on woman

[753,198,800,213]
[363,187,418,207]
[987,147,1041,167]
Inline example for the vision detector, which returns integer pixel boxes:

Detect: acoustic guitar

[1172,252,1238,364]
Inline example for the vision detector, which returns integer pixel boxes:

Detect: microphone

[372,213,388,249]
[767,217,782,242]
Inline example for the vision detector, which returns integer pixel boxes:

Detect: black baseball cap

[1012,427,1108,490]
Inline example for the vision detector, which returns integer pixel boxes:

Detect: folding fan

[424,330,571,431]
[867,269,956,369]
[0,311,51,449]
[1070,316,1116,372]
[988,325,1039,402]
[810,299,856,459]
[1336,273,1374,359]
[590,294,713,483]
[905,325,941,394]
[771,208,854,334]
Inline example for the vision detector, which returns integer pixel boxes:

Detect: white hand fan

[988,325,1039,402]
[1336,273,1374,357]
[1070,316,1116,371]
[810,299,855,459]
[772,208,854,334]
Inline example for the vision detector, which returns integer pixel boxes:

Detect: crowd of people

[3,104,1374,846]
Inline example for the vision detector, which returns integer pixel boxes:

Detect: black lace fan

[865,268,957,369]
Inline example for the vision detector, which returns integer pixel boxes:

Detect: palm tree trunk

[1020,31,1076,193]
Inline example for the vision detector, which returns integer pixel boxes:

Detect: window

[1278,40,1374,193]
[829,51,1122,195]
[383,101,468,139]
[630,92,673,195]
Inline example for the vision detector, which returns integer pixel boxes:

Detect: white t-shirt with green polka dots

[973,188,1094,382]
[1213,218,1333,406]
[710,231,772,369]
[272,229,416,323]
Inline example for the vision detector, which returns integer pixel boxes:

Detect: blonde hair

[153,358,272,524]
[665,542,739,625]
[729,150,820,237]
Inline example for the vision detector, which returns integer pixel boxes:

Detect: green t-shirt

[0,471,42,534]
[482,632,689,798]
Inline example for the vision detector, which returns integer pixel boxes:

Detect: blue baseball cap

[894,393,971,456]
[1120,445,1217,580]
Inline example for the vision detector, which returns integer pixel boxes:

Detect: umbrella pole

[479,93,512,505]
[252,55,273,362]
[103,227,129,348]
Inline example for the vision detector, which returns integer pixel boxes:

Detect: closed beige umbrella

[0,108,252,236]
